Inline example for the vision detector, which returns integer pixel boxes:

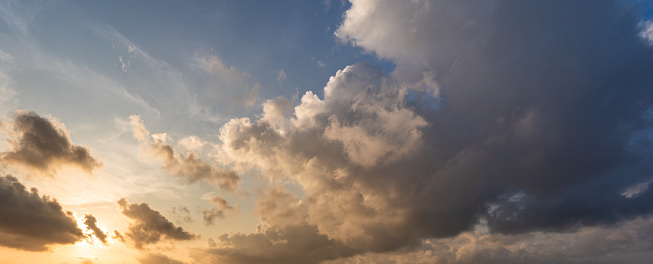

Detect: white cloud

[177,136,206,153]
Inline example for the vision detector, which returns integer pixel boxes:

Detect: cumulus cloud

[190,224,357,264]
[171,206,193,225]
[202,0,653,262]
[83,213,108,245]
[177,136,206,153]
[129,115,239,191]
[202,195,236,225]
[192,186,358,263]
[1,111,102,174]
[118,198,198,249]
[0,175,84,251]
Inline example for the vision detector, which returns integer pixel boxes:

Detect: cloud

[118,198,198,249]
[202,195,236,225]
[1,111,102,174]
[0,175,84,251]
[277,70,287,83]
[199,55,260,108]
[190,224,357,264]
[83,213,108,245]
[177,136,206,154]
[171,206,193,224]
[112,230,126,243]
[205,0,653,261]
[129,115,239,191]
[138,253,187,264]
[642,20,653,45]
[325,216,653,264]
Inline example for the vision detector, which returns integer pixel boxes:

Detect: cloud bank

[196,0,653,263]
[0,175,84,251]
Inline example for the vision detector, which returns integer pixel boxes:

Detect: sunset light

[1,0,653,263]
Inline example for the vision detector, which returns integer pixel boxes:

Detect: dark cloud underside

[0,175,84,251]
[1,111,102,174]
[118,198,197,249]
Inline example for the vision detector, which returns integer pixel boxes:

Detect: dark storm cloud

[1,111,102,174]
[118,198,198,249]
[129,115,239,191]
[201,0,653,262]
[0,175,84,251]
[83,213,108,245]
[336,0,653,237]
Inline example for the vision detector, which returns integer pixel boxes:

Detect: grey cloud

[326,216,653,264]
[190,224,358,264]
[83,213,108,245]
[207,238,217,248]
[1,111,102,174]
[118,198,198,249]
[137,253,187,264]
[207,0,653,261]
[130,115,239,190]
[202,195,236,225]
[0,175,84,251]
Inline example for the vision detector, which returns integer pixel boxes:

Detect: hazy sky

[1,0,653,263]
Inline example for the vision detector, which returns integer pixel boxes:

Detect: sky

[1,0,653,263]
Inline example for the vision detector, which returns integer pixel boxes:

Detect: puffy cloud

[83,213,108,245]
[202,195,236,225]
[192,186,357,264]
[1,111,102,174]
[190,224,357,264]
[206,0,653,261]
[177,136,206,153]
[129,115,239,191]
[137,253,187,264]
[0,175,84,251]
[118,198,198,249]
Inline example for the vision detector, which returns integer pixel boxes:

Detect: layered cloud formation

[194,0,653,262]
